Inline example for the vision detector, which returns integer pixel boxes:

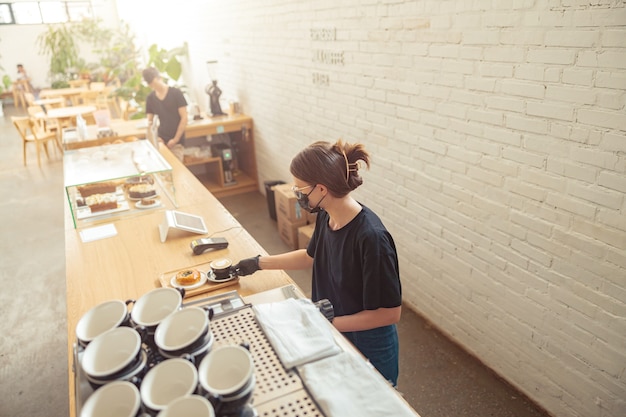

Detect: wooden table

[34,97,65,109]
[62,118,148,150]
[39,87,86,101]
[64,144,296,416]
[35,105,96,127]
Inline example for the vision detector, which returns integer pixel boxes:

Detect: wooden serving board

[158,264,239,298]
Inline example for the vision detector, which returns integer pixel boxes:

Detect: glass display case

[64,140,177,228]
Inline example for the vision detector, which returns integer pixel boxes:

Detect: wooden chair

[12,79,31,109]
[12,116,62,167]
[27,105,61,137]
[23,92,36,107]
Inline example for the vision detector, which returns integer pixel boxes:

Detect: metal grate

[210,307,312,409]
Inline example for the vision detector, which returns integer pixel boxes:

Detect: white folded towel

[298,351,418,417]
[253,298,341,369]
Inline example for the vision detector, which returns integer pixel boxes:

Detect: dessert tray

[75,187,130,220]
[158,262,240,298]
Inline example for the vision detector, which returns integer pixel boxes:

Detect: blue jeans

[342,324,399,386]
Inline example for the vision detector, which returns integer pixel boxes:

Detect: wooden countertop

[64,143,294,416]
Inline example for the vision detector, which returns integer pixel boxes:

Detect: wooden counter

[65,142,419,417]
[62,119,147,150]
[64,143,294,416]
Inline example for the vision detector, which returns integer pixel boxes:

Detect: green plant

[37,18,112,87]
[113,41,189,119]
[2,75,10,91]
[147,42,188,82]
[37,24,80,85]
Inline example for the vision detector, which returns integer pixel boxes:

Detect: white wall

[8,1,626,416]
[118,2,626,417]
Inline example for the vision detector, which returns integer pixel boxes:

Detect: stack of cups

[77,287,255,416]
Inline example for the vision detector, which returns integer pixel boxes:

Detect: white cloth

[253,298,341,369]
[298,351,418,417]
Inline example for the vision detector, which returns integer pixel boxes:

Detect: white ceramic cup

[131,287,182,328]
[81,327,141,378]
[140,358,199,412]
[198,344,254,397]
[76,299,132,345]
[156,395,215,417]
[154,307,211,352]
[80,381,141,417]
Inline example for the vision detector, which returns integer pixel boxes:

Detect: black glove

[233,255,261,276]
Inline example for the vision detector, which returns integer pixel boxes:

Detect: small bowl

[141,358,199,412]
[131,287,182,328]
[155,307,212,353]
[76,299,133,345]
[80,381,141,417]
[198,344,254,397]
[157,395,215,417]
[82,327,141,379]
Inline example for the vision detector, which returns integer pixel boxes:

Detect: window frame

[0,1,92,25]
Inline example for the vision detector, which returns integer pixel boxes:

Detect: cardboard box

[277,212,307,249]
[298,223,316,250]
[274,183,306,222]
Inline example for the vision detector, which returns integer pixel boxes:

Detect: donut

[175,269,201,286]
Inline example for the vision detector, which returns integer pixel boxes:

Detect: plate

[206,270,237,283]
[170,271,208,290]
[135,199,162,210]
[128,192,158,201]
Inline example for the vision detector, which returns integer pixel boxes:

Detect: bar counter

[64,142,420,417]
[64,143,295,416]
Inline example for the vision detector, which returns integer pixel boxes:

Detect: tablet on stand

[159,210,208,243]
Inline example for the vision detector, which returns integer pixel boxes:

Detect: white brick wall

[120,2,626,416]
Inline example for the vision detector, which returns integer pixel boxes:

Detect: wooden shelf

[183,156,221,167]
[196,171,258,198]
[183,114,258,197]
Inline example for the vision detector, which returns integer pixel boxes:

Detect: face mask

[293,184,326,213]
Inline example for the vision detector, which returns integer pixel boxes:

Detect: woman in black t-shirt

[234,140,402,385]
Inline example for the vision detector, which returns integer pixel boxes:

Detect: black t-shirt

[307,205,402,317]
[145,87,187,144]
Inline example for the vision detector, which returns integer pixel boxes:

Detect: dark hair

[290,140,370,198]
[142,67,160,84]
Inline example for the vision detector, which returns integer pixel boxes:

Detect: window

[40,1,68,24]
[12,2,42,24]
[0,1,91,25]
[0,3,14,23]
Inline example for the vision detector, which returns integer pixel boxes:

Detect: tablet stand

[159,210,208,243]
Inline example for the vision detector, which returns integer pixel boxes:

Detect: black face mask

[294,184,326,213]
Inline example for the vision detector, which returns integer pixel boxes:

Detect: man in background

[142,67,187,148]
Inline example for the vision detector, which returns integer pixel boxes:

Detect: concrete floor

[0,103,551,417]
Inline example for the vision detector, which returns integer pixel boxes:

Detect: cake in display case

[64,140,177,228]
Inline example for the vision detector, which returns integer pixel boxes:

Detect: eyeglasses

[292,184,316,199]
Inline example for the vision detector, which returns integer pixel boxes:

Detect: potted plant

[37,18,112,88]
